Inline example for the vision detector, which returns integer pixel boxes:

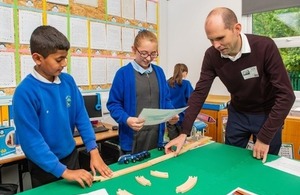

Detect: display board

[0,0,158,95]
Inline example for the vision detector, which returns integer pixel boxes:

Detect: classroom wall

[0,0,156,191]
[0,0,240,97]
[159,0,242,95]
[1,1,241,192]
[0,0,158,95]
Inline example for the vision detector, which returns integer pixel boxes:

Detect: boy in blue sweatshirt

[13,25,112,188]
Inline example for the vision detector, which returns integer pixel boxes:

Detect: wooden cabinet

[282,116,300,160]
[199,108,228,142]
[200,109,218,141]
[200,95,230,142]
[217,109,228,143]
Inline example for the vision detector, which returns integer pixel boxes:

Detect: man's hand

[164,133,187,156]
[127,117,145,131]
[253,139,270,163]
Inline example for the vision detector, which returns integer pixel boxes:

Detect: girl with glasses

[107,29,178,154]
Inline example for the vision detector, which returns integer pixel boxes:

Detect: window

[243,7,300,90]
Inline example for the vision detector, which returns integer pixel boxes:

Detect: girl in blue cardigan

[107,30,178,154]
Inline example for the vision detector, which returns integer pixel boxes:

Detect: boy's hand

[90,148,113,178]
[62,168,93,188]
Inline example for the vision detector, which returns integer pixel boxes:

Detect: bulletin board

[0,0,159,95]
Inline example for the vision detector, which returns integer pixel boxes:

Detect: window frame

[242,12,300,94]
[242,15,300,48]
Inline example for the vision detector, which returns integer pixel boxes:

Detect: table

[17,142,300,195]
[74,123,118,146]
[0,123,117,165]
[0,123,118,191]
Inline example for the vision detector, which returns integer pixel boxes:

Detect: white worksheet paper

[264,156,300,177]
[91,57,107,84]
[139,107,188,126]
[107,0,121,17]
[0,6,14,43]
[79,188,108,195]
[74,0,98,7]
[47,0,69,5]
[90,21,107,49]
[122,0,134,19]
[47,14,68,38]
[18,10,42,44]
[70,17,88,48]
[20,55,34,81]
[135,0,146,22]
[146,1,157,24]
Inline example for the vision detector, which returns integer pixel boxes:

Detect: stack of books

[202,95,230,111]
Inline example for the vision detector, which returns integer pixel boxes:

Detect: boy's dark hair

[30,25,70,58]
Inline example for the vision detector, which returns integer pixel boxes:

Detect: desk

[0,123,118,165]
[17,142,300,195]
[0,123,118,191]
[74,124,118,146]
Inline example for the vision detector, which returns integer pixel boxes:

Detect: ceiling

[242,0,300,14]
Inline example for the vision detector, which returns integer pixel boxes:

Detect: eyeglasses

[135,47,159,58]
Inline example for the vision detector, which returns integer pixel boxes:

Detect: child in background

[167,63,194,140]
[13,25,112,188]
[107,29,178,154]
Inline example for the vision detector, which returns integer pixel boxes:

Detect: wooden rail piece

[116,188,134,195]
[94,136,211,182]
[135,176,151,186]
[150,170,169,178]
[176,176,198,193]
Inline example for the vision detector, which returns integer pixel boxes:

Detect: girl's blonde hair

[134,29,158,48]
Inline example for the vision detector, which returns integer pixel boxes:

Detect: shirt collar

[31,67,61,84]
[221,33,251,61]
[131,60,153,74]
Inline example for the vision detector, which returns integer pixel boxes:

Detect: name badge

[241,66,259,80]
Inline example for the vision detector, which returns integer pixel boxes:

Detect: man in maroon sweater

[165,7,295,163]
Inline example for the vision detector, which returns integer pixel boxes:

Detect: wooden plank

[94,136,212,182]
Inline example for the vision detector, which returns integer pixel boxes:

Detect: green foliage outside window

[252,7,300,73]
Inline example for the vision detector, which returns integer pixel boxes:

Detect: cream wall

[159,0,242,95]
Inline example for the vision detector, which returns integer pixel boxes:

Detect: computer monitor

[82,92,103,123]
